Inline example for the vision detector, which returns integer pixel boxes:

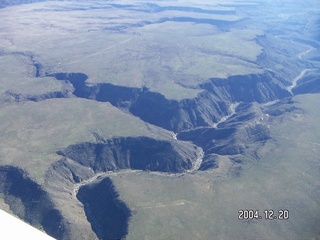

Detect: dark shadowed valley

[0,0,319,239]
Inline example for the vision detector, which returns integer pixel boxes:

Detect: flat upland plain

[0,1,263,99]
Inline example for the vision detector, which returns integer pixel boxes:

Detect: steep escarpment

[216,103,256,128]
[110,3,236,15]
[44,136,199,240]
[30,71,294,177]
[292,70,320,95]
[157,16,242,30]
[178,123,270,170]
[130,90,229,131]
[177,100,270,170]
[57,137,197,173]
[177,101,266,156]
[261,98,303,116]
[77,178,131,240]
[46,158,95,186]
[49,72,230,132]
[202,71,291,103]
[178,127,243,157]
[4,89,71,103]
[104,16,240,32]
[178,127,236,153]
[49,71,291,132]
[256,34,308,84]
[0,166,65,240]
[51,73,89,98]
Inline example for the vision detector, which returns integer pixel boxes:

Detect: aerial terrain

[0,0,319,239]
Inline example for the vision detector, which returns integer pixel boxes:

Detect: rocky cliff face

[129,90,229,132]
[6,70,293,133]
[1,1,319,240]
[176,100,268,151]
[202,72,291,103]
[292,70,320,95]
[4,90,71,103]
[77,178,131,240]
[57,136,196,173]
[0,166,65,239]
[42,136,198,240]
[9,70,304,132]
[47,71,291,132]
[0,68,300,240]
[48,72,230,132]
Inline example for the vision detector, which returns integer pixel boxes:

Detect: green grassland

[0,1,263,100]
[0,98,173,183]
[0,0,268,199]
[0,54,63,97]
[0,0,319,239]
[110,94,320,240]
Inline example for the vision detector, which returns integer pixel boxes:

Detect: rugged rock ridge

[202,71,291,103]
[1,48,307,240]
[292,70,320,95]
[46,158,95,186]
[216,102,256,128]
[110,3,236,15]
[178,123,270,170]
[0,166,65,240]
[177,102,271,170]
[4,89,70,103]
[256,35,308,84]
[129,90,229,132]
[177,90,304,171]
[178,127,244,156]
[105,16,241,32]
[49,71,291,132]
[49,72,230,132]
[261,98,303,116]
[178,127,237,154]
[57,136,196,173]
[0,2,318,240]
[44,136,198,240]
[77,178,131,240]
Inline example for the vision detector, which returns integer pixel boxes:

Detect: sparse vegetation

[0,0,319,239]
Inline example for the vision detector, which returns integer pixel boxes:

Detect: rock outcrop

[77,178,131,240]
[49,71,291,132]
[57,136,196,173]
[0,166,65,239]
